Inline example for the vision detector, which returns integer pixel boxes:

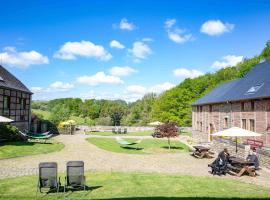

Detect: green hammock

[116,137,142,146]
[19,131,53,139]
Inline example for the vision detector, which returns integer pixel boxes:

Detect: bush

[0,124,23,141]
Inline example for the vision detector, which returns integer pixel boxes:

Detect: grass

[0,140,64,159]
[86,130,154,136]
[86,138,190,154]
[0,172,270,200]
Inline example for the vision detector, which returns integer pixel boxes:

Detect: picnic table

[192,146,214,159]
[228,156,256,177]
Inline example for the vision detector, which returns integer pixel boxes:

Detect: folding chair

[64,161,86,196]
[36,162,60,199]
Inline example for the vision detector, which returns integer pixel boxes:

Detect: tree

[261,40,270,61]
[157,122,179,150]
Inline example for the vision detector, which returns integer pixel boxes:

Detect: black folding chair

[64,161,86,196]
[117,128,121,134]
[36,162,60,199]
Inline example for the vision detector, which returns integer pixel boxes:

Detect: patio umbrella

[212,127,262,153]
[148,121,163,126]
[0,116,14,123]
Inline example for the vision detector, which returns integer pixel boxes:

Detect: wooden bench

[246,139,263,150]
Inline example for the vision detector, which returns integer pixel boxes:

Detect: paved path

[0,134,270,187]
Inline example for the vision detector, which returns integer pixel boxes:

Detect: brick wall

[192,99,270,147]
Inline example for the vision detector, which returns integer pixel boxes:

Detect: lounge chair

[36,162,60,199]
[64,161,86,195]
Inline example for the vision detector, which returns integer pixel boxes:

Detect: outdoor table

[192,146,213,159]
[228,156,256,177]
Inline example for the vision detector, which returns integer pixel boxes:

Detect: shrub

[0,124,23,141]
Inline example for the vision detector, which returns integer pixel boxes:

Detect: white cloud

[142,38,154,42]
[118,18,136,31]
[149,82,175,94]
[164,19,193,44]
[165,19,176,29]
[0,47,49,68]
[212,55,243,69]
[126,85,147,94]
[173,68,204,78]
[54,40,112,61]
[31,87,44,93]
[128,41,152,62]
[31,81,74,94]
[77,72,124,86]
[168,30,192,44]
[200,20,234,36]
[110,40,125,49]
[110,66,137,76]
[50,81,74,91]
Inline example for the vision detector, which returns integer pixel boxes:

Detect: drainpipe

[28,94,32,131]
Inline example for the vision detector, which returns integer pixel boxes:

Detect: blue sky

[0,0,270,101]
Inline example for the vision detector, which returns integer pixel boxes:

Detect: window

[0,76,4,81]
[245,83,264,95]
[224,118,228,129]
[3,96,10,115]
[241,102,245,111]
[209,105,212,113]
[242,119,247,130]
[250,119,255,132]
[251,101,255,111]
[21,98,26,109]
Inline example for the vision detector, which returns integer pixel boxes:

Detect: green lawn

[86,130,154,136]
[0,140,64,159]
[86,138,190,154]
[0,172,270,200]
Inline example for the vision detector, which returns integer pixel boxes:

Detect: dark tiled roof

[0,65,32,94]
[192,60,270,105]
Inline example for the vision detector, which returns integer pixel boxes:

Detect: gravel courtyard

[0,134,270,187]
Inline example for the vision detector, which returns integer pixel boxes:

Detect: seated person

[210,148,230,175]
[218,148,230,164]
[246,149,260,170]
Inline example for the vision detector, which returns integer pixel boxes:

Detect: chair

[64,161,86,195]
[36,162,60,199]
[123,128,127,134]
[117,128,121,134]
[112,128,116,134]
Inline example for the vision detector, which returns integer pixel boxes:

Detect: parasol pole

[236,136,238,153]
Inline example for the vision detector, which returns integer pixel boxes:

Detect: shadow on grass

[101,197,270,200]
[161,146,184,150]
[121,146,144,151]
[46,185,102,194]
[1,141,54,146]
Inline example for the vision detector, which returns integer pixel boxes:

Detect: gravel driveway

[0,134,269,187]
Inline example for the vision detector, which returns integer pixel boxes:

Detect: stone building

[0,65,32,130]
[192,61,270,147]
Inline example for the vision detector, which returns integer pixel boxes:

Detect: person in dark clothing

[218,148,230,164]
[210,148,230,175]
[246,149,260,170]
